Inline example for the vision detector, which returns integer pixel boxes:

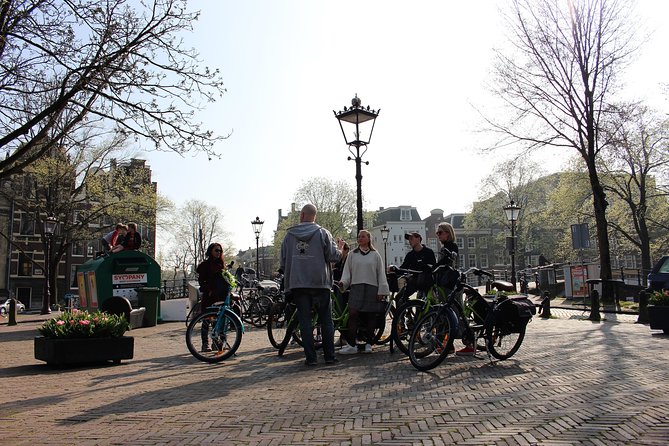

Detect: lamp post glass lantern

[503,201,521,290]
[334,94,380,232]
[41,216,58,315]
[251,217,264,281]
[380,225,390,267]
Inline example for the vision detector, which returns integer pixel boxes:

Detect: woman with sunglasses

[196,243,229,351]
[436,222,476,355]
[436,222,458,267]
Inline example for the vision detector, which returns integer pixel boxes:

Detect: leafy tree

[273,178,357,254]
[0,0,227,179]
[0,135,161,307]
[599,103,669,280]
[488,0,641,295]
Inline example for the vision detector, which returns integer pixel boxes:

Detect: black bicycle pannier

[495,296,536,331]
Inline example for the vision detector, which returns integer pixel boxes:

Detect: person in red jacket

[196,243,230,352]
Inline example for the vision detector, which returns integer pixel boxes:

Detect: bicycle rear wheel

[486,322,526,360]
[391,299,426,356]
[185,302,201,327]
[267,301,289,349]
[408,307,456,372]
[186,310,243,363]
[248,295,273,328]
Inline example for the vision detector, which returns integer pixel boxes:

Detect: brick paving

[1,309,668,446]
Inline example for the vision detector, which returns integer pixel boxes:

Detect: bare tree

[599,102,669,281]
[488,0,640,294]
[0,0,227,179]
[168,200,231,276]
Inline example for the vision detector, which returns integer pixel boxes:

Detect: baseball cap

[404,232,422,241]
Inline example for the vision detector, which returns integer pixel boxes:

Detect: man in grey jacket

[280,204,343,366]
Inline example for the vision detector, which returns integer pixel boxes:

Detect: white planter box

[160,298,189,322]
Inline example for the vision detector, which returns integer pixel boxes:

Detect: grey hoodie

[280,222,341,292]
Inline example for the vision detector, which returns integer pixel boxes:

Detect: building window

[468,237,476,249]
[479,237,488,249]
[468,254,477,268]
[480,254,489,268]
[624,255,637,268]
[459,254,465,269]
[72,242,84,257]
[429,239,438,251]
[19,213,34,235]
[400,209,411,220]
[18,253,32,276]
[456,237,464,249]
[70,264,78,288]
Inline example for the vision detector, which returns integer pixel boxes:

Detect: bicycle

[185,290,244,363]
[186,285,273,328]
[389,266,455,355]
[407,266,536,372]
[267,286,396,353]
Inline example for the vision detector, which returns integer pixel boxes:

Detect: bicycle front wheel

[486,322,526,360]
[186,310,243,363]
[408,307,456,372]
[391,299,426,356]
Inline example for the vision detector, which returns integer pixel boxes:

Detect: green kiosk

[76,250,162,327]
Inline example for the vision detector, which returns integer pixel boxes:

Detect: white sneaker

[339,344,359,355]
[362,344,373,354]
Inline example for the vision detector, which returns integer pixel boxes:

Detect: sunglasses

[213,249,222,253]
[436,230,445,235]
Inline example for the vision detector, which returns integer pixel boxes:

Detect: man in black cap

[390,232,436,301]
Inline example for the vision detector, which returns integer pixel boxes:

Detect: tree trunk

[588,166,614,298]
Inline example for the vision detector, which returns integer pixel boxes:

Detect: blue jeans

[292,288,335,363]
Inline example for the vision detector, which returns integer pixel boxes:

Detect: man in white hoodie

[280,204,343,366]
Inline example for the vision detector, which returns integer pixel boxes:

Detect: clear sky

[142,0,669,254]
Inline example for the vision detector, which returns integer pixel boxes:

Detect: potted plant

[35,309,133,365]
[647,290,669,334]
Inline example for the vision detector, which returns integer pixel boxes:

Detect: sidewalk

[1,308,667,445]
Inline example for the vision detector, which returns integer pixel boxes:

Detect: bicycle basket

[415,270,434,292]
[494,296,536,332]
[386,272,399,293]
[435,266,459,291]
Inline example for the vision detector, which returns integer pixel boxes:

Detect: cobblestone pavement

[1,310,667,446]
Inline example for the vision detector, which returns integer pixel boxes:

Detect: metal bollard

[637,289,649,324]
[588,289,601,321]
[539,291,551,318]
[8,298,17,326]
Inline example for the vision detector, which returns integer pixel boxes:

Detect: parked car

[647,256,669,291]
[0,298,26,315]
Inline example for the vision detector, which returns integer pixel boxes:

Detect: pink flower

[70,320,75,325]
[56,320,65,326]
[79,320,91,326]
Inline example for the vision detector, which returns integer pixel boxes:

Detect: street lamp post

[251,217,264,281]
[503,201,521,291]
[41,216,58,315]
[380,225,390,267]
[334,94,380,232]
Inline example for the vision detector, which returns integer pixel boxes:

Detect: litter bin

[136,287,161,327]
